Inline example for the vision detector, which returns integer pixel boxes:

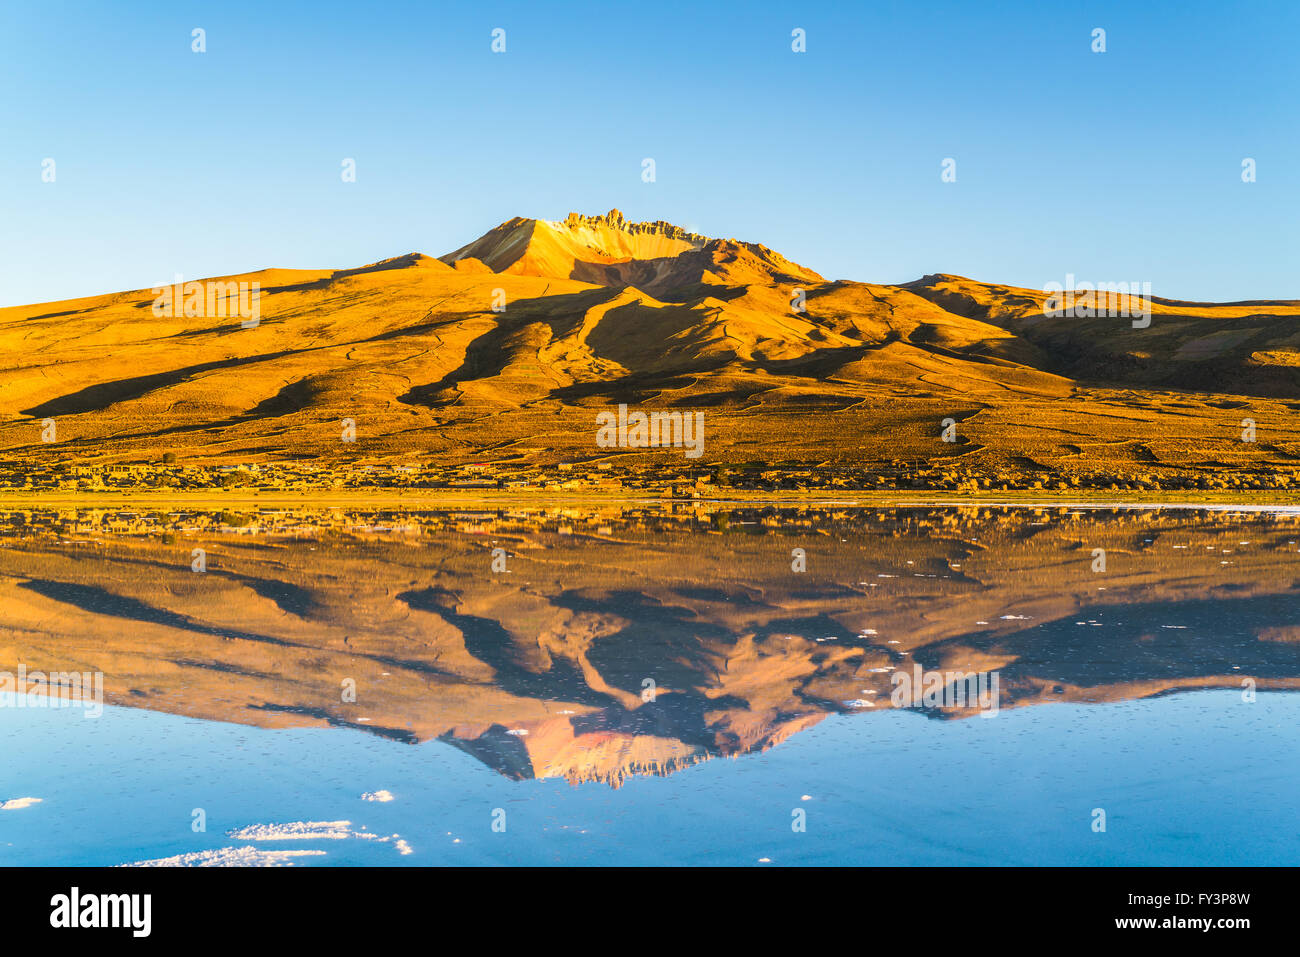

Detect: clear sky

[1,0,1296,307]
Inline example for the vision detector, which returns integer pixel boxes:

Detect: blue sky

[1,0,1296,306]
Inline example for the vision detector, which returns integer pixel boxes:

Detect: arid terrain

[3,211,1299,495]
[2,505,1297,786]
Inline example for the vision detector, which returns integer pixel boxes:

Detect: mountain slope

[2,211,1299,481]
[905,274,1300,396]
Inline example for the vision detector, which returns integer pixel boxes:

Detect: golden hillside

[2,211,1299,487]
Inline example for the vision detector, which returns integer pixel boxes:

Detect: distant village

[0,459,869,498]
[0,458,1294,496]
[0,500,994,541]
[2,460,719,495]
[0,499,1232,543]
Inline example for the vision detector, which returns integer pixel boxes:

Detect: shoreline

[1,489,1298,509]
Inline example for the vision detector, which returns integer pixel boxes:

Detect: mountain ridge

[3,211,1300,488]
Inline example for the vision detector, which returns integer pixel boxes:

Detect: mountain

[1,210,1298,484]
[441,209,824,297]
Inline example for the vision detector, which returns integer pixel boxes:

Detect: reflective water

[1,504,1297,865]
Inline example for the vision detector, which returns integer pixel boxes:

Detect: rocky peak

[558,209,710,246]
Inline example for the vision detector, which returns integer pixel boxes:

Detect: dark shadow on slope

[397,586,615,707]
[18,579,296,647]
[20,350,298,418]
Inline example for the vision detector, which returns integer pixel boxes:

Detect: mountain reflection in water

[2,504,1298,788]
